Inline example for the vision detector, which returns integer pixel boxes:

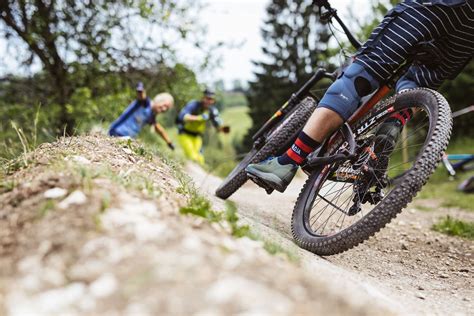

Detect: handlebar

[314,0,362,50]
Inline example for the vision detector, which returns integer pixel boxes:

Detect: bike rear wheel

[215,97,317,199]
[291,88,452,255]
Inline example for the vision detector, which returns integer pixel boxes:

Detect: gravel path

[0,135,396,315]
[188,163,474,315]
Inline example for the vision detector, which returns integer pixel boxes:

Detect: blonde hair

[153,92,174,108]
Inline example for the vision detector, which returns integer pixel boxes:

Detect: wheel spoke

[304,107,432,237]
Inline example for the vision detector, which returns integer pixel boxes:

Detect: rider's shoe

[246,157,298,193]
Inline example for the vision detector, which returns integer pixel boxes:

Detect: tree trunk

[53,67,75,136]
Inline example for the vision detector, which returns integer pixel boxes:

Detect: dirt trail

[0,135,396,316]
[187,163,474,315]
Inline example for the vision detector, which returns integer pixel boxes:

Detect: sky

[199,0,368,88]
[198,0,269,86]
[0,0,368,87]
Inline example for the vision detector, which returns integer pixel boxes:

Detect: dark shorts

[355,1,474,89]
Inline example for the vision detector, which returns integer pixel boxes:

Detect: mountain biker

[246,0,474,192]
[176,88,230,165]
[109,82,176,150]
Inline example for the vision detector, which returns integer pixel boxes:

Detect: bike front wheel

[291,88,452,255]
[215,97,317,200]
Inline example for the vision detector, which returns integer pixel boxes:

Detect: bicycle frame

[250,0,421,174]
[442,152,474,177]
[251,1,354,145]
[251,69,334,145]
[250,1,397,149]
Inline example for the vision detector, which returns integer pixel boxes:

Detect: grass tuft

[38,200,56,218]
[432,216,474,239]
[0,179,16,193]
[179,193,223,222]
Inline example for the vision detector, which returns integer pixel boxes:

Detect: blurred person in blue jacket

[109,82,176,150]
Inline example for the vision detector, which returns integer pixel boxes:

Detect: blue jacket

[109,98,155,138]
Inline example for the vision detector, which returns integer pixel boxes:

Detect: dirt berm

[0,135,396,315]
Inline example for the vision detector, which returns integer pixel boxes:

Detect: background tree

[355,0,474,138]
[0,0,209,134]
[242,0,333,151]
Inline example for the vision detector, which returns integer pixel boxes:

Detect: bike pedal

[247,173,275,195]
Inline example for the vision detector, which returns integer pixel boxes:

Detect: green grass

[0,179,16,193]
[202,106,252,178]
[414,204,433,212]
[179,191,222,221]
[220,92,248,109]
[178,183,297,260]
[38,200,56,218]
[416,137,474,212]
[219,106,252,145]
[432,216,474,239]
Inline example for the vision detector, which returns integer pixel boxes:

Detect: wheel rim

[303,104,433,237]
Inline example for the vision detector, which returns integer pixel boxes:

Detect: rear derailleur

[348,136,389,216]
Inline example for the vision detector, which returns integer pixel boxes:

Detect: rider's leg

[246,63,379,191]
[374,71,419,157]
[247,2,471,192]
[178,133,204,164]
[278,63,379,166]
[195,136,205,165]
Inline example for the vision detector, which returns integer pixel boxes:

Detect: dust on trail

[187,163,473,315]
[0,135,392,316]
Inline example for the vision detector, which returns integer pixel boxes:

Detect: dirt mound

[187,157,473,315]
[0,135,390,315]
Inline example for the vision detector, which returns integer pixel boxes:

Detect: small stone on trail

[415,292,426,300]
[67,155,91,165]
[44,188,68,199]
[417,285,424,291]
[438,273,449,279]
[37,157,50,165]
[400,242,408,251]
[122,148,133,155]
[89,274,118,298]
[58,190,87,209]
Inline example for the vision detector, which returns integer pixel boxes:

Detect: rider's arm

[184,114,206,122]
[209,107,230,133]
[178,101,205,122]
[154,123,173,144]
[209,106,223,128]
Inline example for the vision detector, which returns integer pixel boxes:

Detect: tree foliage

[0,0,206,133]
[439,60,474,138]
[357,0,474,138]
[242,0,333,151]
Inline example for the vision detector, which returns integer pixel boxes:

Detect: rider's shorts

[355,1,474,89]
